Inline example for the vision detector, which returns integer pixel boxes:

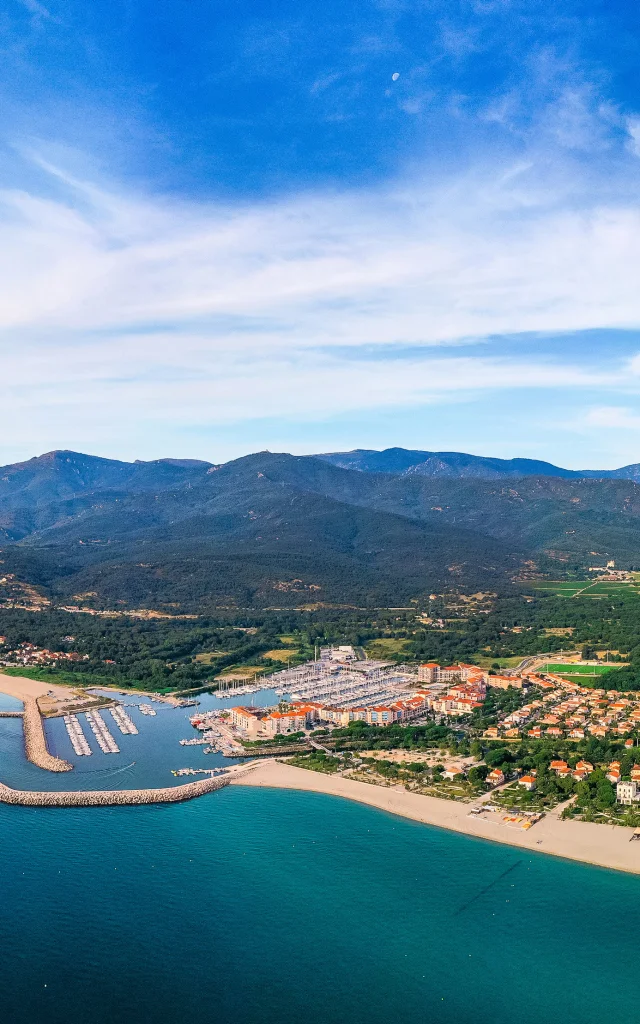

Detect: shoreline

[232,760,640,876]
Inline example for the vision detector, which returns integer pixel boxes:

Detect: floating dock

[85,711,120,753]
[63,715,92,756]
[109,705,139,736]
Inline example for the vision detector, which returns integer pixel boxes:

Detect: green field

[471,654,525,669]
[365,637,411,659]
[541,662,624,680]
[530,580,640,599]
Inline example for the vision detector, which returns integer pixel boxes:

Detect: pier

[0,763,259,807]
[109,706,139,735]
[85,710,120,753]
[64,715,92,756]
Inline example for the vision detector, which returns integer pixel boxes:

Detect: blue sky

[2,0,640,467]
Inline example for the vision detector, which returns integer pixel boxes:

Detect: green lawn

[365,637,411,658]
[471,654,525,669]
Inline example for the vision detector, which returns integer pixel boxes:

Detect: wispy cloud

[2,133,640,460]
[584,406,640,431]
[3,151,640,345]
[19,0,52,16]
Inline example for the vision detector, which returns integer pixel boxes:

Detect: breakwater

[0,711,23,718]
[0,763,259,807]
[22,698,73,772]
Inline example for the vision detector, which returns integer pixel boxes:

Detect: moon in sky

[392,72,400,81]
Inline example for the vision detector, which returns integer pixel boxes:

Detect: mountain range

[318,447,640,481]
[1,447,640,610]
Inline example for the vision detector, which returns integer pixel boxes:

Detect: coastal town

[181,646,640,827]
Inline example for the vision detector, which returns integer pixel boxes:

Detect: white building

[617,781,640,805]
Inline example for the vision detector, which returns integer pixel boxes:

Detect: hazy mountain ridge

[0,450,522,608]
[317,447,640,481]
[2,447,640,609]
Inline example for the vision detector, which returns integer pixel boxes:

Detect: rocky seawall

[22,698,73,772]
[0,763,259,807]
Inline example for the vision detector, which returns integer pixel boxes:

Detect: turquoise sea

[2,690,640,1023]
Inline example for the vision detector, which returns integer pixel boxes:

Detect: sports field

[530,580,640,599]
[540,662,625,685]
[542,662,623,676]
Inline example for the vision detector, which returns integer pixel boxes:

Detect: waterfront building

[229,707,264,738]
[617,781,640,805]
[262,710,308,736]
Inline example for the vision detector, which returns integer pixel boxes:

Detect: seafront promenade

[0,763,258,806]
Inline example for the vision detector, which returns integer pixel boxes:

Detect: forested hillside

[3,448,640,611]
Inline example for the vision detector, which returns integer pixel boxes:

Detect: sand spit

[232,760,640,876]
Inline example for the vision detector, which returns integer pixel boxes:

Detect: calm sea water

[2,690,640,1024]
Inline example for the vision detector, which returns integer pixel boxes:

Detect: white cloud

[626,117,640,158]
[585,406,640,431]
[2,150,640,458]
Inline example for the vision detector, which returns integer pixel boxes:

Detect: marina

[63,715,92,756]
[139,703,157,716]
[85,710,120,754]
[271,658,417,708]
[109,705,139,735]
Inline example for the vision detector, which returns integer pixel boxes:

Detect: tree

[596,781,615,809]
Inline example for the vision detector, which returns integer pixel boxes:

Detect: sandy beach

[232,759,640,876]
[0,672,78,702]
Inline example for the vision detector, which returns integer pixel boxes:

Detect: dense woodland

[3,588,640,690]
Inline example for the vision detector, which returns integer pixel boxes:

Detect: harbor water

[0,686,282,791]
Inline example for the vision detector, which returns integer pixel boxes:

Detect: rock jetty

[0,763,259,807]
[22,698,72,772]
